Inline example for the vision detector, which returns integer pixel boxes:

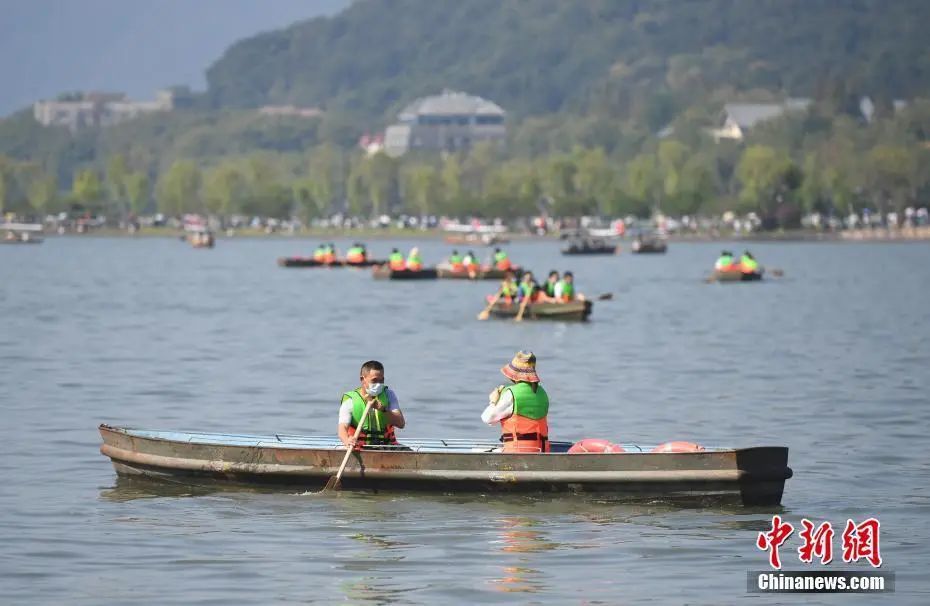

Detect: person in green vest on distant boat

[338,360,406,449]
[544,271,560,298]
[346,242,367,264]
[554,271,583,302]
[448,249,465,272]
[406,247,423,271]
[481,351,550,453]
[739,250,759,274]
[715,250,734,271]
[388,248,406,270]
[312,243,326,261]
[493,248,512,271]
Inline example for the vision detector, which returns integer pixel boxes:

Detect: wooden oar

[514,293,531,322]
[322,397,376,492]
[477,290,503,320]
[597,292,613,301]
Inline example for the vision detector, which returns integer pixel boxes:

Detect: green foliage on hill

[206,0,930,122]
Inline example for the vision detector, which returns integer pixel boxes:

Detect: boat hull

[437,266,518,280]
[372,266,439,280]
[561,246,617,255]
[714,270,763,282]
[278,257,384,268]
[99,425,791,505]
[488,299,592,321]
[631,240,667,254]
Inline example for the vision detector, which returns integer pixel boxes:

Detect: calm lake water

[1,236,928,604]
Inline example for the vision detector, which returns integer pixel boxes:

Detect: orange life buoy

[567,438,625,453]
[651,441,705,453]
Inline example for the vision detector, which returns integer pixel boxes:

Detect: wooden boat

[98,425,791,505]
[436,265,520,280]
[712,269,764,282]
[1,222,44,244]
[486,298,593,321]
[372,265,439,280]
[277,257,384,268]
[631,237,667,254]
[561,239,617,255]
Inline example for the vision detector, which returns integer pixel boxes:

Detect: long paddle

[477,290,503,320]
[322,397,376,491]
[514,292,531,322]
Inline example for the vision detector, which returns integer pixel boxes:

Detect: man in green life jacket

[346,242,367,264]
[338,360,406,449]
[493,248,512,271]
[406,247,423,271]
[312,243,326,261]
[555,271,581,302]
[544,270,560,298]
[448,249,465,272]
[739,250,759,274]
[715,250,734,271]
[388,248,406,270]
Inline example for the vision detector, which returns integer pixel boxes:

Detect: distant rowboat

[484,298,593,321]
[1,222,44,244]
[372,266,439,280]
[712,269,763,282]
[436,265,520,280]
[278,257,384,268]
[98,424,791,506]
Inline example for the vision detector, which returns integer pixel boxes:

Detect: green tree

[203,163,246,216]
[27,173,58,215]
[402,163,439,217]
[106,154,129,213]
[124,172,150,216]
[625,153,661,212]
[866,145,914,213]
[156,160,201,216]
[72,169,103,211]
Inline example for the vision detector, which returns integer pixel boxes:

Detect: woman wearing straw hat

[480,351,550,453]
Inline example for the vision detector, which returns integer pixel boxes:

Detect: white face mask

[366,383,384,397]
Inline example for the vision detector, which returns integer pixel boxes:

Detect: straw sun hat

[501,350,540,383]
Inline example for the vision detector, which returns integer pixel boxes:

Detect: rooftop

[398,89,505,120]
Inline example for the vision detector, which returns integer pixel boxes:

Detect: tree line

[2,99,928,227]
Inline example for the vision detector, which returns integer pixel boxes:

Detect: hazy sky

[0,0,347,116]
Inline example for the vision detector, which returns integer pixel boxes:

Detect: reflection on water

[489,517,558,593]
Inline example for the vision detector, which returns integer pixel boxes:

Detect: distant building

[383,89,506,157]
[33,87,192,131]
[709,98,812,141]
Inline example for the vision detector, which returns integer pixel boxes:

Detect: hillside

[206,0,930,123]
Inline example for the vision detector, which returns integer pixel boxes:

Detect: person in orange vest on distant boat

[738,250,759,274]
[388,248,406,270]
[481,351,550,453]
[345,242,367,264]
[406,247,423,271]
[448,249,465,272]
[313,243,326,261]
[321,243,336,264]
[463,250,479,273]
[493,248,512,271]
[714,250,735,271]
[338,360,405,449]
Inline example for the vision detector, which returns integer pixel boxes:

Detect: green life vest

[504,382,549,420]
[494,251,508,263]
[463,254,476,265]
[449,254,463,264]
[313,246,326,256]
[557,280,574,298]
[502,281,519,297]
[545,280,557,297]
[389,252,404,263]
[347,246,364,257]
[717,255,733,267]
[407,252,422,265]
[740,255,758,271]
[342,388,393,441]
[519,281,535,298]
